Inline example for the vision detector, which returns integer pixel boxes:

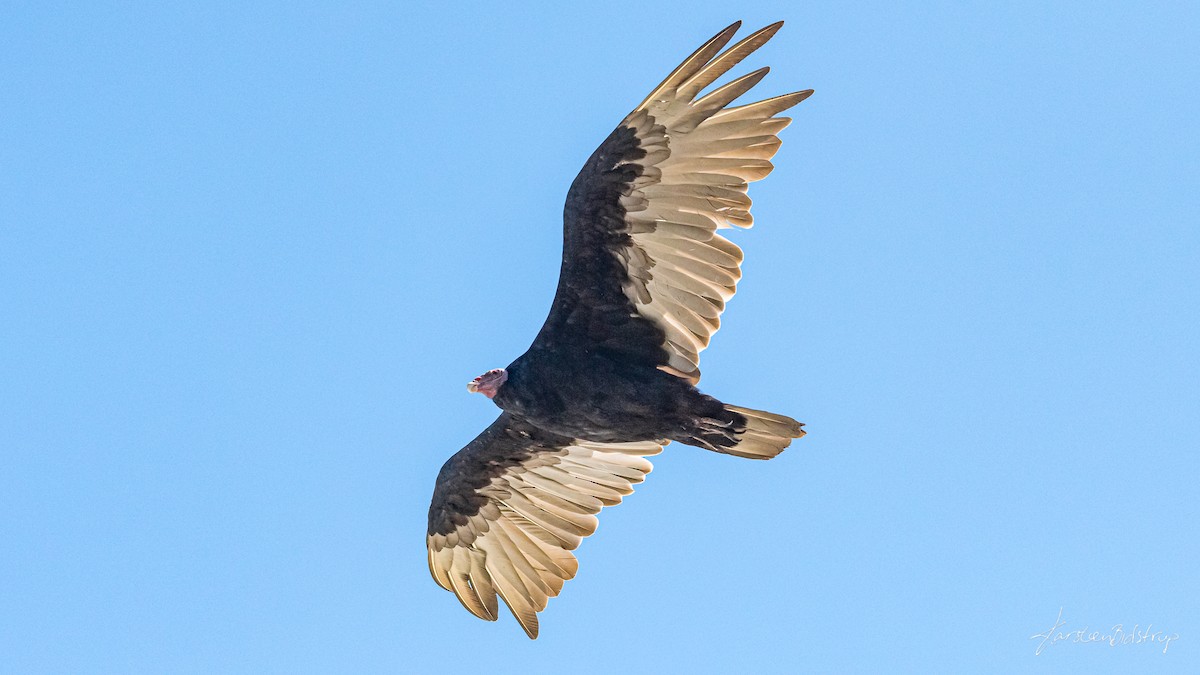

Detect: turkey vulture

[427,20,812,638]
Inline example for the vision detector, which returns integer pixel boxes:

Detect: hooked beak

[466,378,481,393]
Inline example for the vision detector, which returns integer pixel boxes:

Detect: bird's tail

[687,404,805,460]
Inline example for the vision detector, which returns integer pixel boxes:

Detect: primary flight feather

[427,20,813,639]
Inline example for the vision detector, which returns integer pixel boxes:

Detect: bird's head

[467,368,508,399]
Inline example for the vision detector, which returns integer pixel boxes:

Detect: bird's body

[425,20,814,638]
[497,348,728,444]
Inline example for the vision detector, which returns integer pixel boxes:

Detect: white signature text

[1031,607,1179,655]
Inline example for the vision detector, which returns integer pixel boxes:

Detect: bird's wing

[531,21,813,383]
[426,413,665,639]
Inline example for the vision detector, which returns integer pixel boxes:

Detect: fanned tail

[687,404,805,459]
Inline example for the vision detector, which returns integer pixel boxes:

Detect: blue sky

[2,1,1197,673]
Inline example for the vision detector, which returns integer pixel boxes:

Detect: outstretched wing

[532,21,813,383]
[427,413,664,638]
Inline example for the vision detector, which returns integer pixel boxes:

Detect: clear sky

[2,2,1197,673]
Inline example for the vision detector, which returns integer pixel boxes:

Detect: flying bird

[427,20,813,638]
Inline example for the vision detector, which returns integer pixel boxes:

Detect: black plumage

[426,21,814,638]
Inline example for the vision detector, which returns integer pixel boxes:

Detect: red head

[467,368,508,399]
